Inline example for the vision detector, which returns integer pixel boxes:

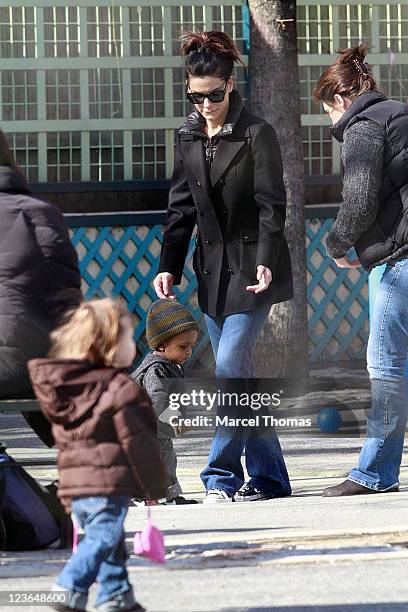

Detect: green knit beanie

[146,299,199,349]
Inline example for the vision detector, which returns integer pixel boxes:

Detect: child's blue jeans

[57,495,132,609]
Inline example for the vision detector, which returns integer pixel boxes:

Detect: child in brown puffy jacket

[28,298,167,612]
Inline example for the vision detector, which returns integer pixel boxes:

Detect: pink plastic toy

[133,508,166,564]
[72,517,78,553]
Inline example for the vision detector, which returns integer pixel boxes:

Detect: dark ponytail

[313,43,378,103]
[181,30,245,81]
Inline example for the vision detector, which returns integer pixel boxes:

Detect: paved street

[1,366,408,611]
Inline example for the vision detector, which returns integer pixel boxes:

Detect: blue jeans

[200,304,291,497]
[57,496,132,608]
[348,258,408,490]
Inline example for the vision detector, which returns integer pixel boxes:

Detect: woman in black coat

[0,131,82,444]
[154,31,293,503]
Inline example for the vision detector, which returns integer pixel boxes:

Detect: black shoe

[234,484,272,502]
[95,602,145,611]
[51,602,87,612]
[163,496,199,505]
[322,479,400,497]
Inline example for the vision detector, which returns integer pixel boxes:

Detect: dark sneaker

[163,496,199,505]
[96,603,145,612]
[234,483,272,502]
[95,588,145,611]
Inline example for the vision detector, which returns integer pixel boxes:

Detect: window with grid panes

[234,65,248,104]
[380,64,408,103]
[0,6,36,58]
[87,6,122,58]
[338,5,372,48]
[132,130,166,181]
[7,133,38,182]
[171,6,205,55]
[90,131,124,182]
[131,69,165,118]
[302,126,332,176]
[299,66,328,115]
[44,7,80,58]
[297,5,333,54]
[47,132,81,182]
[46,70,80,120]
[129,6,165,57]
[89,68,123,119]
[379,4,408,53]
[173,67,192,118]
[212,5,247,54]
[2,71,37,121]
[4,1,392,185]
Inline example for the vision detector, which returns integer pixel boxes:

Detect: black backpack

[0,444,72,550]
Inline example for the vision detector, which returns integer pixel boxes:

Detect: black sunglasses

[186,82,228,105]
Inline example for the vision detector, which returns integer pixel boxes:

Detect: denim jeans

[348,258,408,490]
[57,496,133,608]
[200,303,291,497]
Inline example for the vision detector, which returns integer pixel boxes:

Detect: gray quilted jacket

[130,352,184,438]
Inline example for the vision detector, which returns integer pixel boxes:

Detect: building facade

[1,1,407,203]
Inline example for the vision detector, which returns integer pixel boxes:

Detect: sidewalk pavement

[1,365,408,611]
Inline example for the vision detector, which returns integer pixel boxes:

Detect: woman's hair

[49,298,131,366]
[0,129,19,169]
[181,30,245,81]
[313,43,378,104]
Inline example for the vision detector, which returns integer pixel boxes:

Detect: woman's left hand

[246,265,272,293]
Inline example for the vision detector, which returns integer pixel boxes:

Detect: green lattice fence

[68,212,369,367]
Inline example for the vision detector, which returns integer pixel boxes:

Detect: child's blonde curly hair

[49,298,131,366]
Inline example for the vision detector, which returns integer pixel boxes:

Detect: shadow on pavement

[220,605,408,611]
[162,527,289,536]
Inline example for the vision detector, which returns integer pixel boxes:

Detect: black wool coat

[0,167,82,406]
[158,91,293,317]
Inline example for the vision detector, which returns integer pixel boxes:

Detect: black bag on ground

[0,444,72,550]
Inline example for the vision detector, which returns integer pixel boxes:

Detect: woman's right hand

[153,272,176,299]
[333,256,361,269]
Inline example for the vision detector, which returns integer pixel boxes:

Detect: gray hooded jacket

[130,352,184,438]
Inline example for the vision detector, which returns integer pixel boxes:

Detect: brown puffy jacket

[28,358,168,512]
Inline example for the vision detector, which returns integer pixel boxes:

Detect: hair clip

[352,59,369,79]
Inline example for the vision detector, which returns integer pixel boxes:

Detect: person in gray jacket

[314,44,408,496]
[131,299,199,505]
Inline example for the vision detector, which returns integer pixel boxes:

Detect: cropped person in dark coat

[314,44,408,496]
[154,31,293,503]
[0,130,82,444]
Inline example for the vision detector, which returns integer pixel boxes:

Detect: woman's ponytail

[181,30,245,81]
[314,43,378,103]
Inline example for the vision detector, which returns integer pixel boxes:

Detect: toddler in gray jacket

[131,299,199,505]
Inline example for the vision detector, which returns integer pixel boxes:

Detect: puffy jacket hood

[330,91,387,143]
[28,358,118,425]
